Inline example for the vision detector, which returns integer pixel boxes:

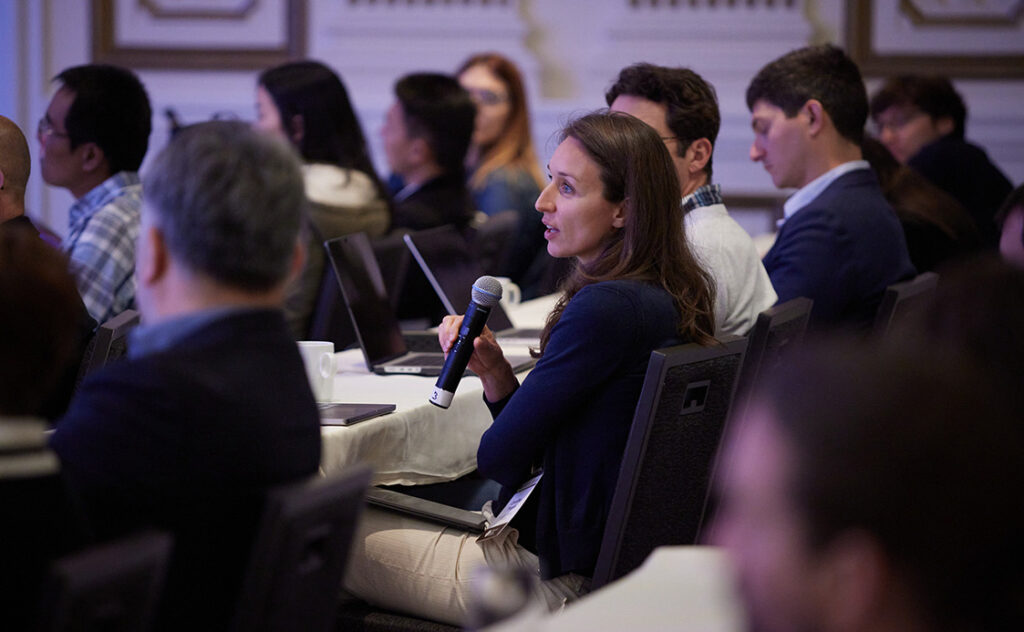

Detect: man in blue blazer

[50,121,322,630]
[747,45,915,330]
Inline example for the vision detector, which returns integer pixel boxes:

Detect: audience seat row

[63,272,937,631]
[38,466,371,632]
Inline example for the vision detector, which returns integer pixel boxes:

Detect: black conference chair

[591,337,748,590]
[470,210,519,278]
[37,530,173,632]
[75,308,141,386]
[733,297,813,417]
[230,465,372,632]
[873,271,940,337]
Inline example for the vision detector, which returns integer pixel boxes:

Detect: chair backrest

[591,337,747,590]
[734,297,813,415]
[873,271,939,337]
[470,210,519,277]
[37,530,173,632]
[231,465,373,632]
[75,309,141,384]
[306,261,358,350]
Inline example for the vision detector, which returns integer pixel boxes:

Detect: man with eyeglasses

[38,64,151,324]
[607,63,776,336]
[870,75,1012,248]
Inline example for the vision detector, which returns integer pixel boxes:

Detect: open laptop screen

[403,226,516,332]
[324,233,407,368]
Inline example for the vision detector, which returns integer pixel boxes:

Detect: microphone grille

[471,276,503,307]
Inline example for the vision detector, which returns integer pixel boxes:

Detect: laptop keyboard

[403,332,442,353]
[389,354,446,367]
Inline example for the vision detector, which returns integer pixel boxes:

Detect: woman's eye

[559,182,574,195]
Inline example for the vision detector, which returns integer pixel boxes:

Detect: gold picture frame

[847,0,1024,78]
[92,0,307,70]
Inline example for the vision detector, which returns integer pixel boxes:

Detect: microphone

[430,276,503,409]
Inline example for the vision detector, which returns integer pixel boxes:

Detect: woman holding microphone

[344,111,715,624]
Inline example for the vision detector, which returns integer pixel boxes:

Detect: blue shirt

[63,171,142,324]
[129,307,253,359]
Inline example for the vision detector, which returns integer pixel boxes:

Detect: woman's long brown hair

[536,111,716,356]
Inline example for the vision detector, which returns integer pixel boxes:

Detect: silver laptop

[403,226,543,345]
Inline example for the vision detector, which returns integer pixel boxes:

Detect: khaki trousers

[343,505,587,626]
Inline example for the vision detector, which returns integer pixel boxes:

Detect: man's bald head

[0,116,31,217]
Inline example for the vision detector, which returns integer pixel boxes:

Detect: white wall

[5,0,1023,239]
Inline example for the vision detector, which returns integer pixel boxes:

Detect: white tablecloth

[505,293,559,329]
[486,546,746,632]
[319,348,491,486]
[318,294,558,486]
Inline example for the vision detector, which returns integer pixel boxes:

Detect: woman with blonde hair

[457,53,549,291]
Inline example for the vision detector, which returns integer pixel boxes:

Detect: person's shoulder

[807,171,889,217]
[303,163,384,208]
[107,172,142,201]
[908,135,989,173]
[913,134,964,160]
[483,165,539,189]
[92,176,142,224]
[572,280,668,312]
[688,204,755,243]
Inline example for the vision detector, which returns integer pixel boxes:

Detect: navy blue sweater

[479,280,680,578]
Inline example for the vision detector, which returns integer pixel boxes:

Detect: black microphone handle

[430,300,492,409]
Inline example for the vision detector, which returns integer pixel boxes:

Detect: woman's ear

[611,200,627,229]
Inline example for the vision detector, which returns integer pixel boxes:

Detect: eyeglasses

[37,116,69,139]
[874,109,926,134]
[467,88,509,107]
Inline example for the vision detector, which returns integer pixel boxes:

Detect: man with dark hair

[747,45,914,329]
[712,339,1024,632]
[38,64,151,323]
[871,75,1012,247]
[383,72,477,233]
[51,121,321,630]
[607,63,776,335]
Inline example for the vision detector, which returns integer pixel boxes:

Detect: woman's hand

[438,315,519,402]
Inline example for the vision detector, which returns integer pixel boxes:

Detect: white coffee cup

[493,276,521,309]
[297,340,335,402]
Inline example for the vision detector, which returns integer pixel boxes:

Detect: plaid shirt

[63,171,141,324]
[681,183,724,213]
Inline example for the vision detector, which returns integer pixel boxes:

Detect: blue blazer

[764,169,916,329]
[51,309,322,631]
